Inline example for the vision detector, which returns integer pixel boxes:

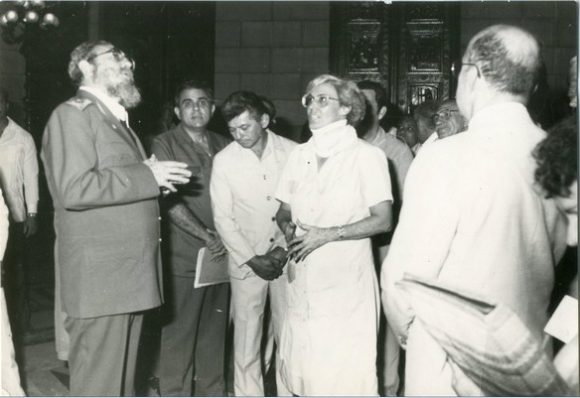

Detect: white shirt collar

[80,86,129,123]
[424,131,438,144]
[468,102,527,132]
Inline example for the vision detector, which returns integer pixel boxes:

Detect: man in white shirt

[0,89,39,335]
[381,25,567,395]
[0,189,25,396]
[357,80,412,396]
[210,91,296,396]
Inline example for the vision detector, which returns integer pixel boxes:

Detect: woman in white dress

[274,74,394,395]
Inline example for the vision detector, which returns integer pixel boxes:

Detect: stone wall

[214,1,330,139]
[460,1,577,93]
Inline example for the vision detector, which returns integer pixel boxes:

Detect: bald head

[465,25,541,98]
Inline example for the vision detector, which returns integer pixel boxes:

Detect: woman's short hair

[534,115,578,198]
[305,74,366,126]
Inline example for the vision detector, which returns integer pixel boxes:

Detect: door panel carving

[330,2,459,114]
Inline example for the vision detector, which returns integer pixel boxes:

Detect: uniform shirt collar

[80,86,129,123]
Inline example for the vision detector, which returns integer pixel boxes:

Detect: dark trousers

[157,275,229,396]
[65,312,144,396]
[1,223,28,335]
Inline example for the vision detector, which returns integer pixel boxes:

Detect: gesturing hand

[288,219,334,262]
[247,254,283,281]
[144,155,192,193]
[206,230,228,259]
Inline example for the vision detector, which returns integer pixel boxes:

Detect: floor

[11,273,276,397]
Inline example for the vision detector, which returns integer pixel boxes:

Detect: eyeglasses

[301,94,339,108]
[87,47,134,69]
[433,109,461,121]
[451,61,482,79]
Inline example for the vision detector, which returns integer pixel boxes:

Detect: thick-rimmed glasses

[87,47,134,69]
[451,61,481,79]
[301,93,339,108]
[433,109,461,121]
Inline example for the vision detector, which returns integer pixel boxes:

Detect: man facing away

[41,40,191,396]
[210,91,296,396]
[0,89,39,335]
[357,80,413,396]
[381,25,568,395]
[150,80,230,396]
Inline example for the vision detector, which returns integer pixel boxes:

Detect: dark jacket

[41,89,163,318]
[151,125,230,277]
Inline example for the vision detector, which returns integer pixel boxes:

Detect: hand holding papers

[194,247,229,288]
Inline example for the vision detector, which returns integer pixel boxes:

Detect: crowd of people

[0,23,578,396]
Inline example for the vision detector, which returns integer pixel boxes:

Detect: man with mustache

[151,80,230,396]
[41,40,191,396]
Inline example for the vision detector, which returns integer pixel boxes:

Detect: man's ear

[377,106,387,121]
[210,103,216,117]
[260,113,270,129]
[77,59,94,83]
[173,106,182,121]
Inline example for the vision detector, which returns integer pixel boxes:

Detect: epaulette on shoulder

[65,97,93,111]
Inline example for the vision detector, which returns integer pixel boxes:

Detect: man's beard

[95,66,142,109]
[107,79,141,109]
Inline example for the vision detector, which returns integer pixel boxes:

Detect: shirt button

[266,196,272,201]
[158,217,162,221]
[158,238,162,242]
[271,217,276,221]
[269,238,274,243]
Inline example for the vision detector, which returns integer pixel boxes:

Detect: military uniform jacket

[41,90,163,318]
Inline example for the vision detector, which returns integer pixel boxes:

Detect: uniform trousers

[157,275,229,396]
[231,273,290,396]
[65,311,143,396]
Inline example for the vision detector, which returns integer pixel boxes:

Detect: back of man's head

[465,25,541,98]
[222,91,268,123]
[357,80,387,110]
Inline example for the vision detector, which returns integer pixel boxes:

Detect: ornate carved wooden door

[330,2,460,114]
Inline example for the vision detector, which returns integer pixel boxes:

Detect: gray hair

[305,74,366,126]
[67,40,111,86]
[465,25,541,97]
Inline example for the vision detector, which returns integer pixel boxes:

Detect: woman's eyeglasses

[301,94,339,108]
